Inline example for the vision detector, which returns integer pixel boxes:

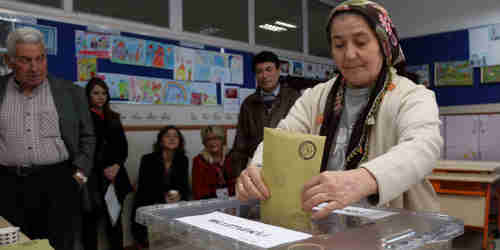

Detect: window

[183,0,248,42]
[75,0,169,28]
[255,0,302,52]
[6,0,61,8]
[309,0,333,58]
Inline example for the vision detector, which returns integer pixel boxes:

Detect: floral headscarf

[326,0,406,67]
[319,0,405,173]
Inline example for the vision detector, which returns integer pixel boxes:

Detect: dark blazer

[0,74,96,175]
[87,112,132,211]
[230,86,300,176]
[131,151,190,246]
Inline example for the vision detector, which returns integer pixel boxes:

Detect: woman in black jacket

[131,125,190,248]
[83,77,133,250]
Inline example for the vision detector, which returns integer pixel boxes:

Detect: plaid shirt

[0,77,69,167]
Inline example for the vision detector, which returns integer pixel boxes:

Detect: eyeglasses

[15,54,46,65]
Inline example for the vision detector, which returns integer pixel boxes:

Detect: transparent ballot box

[135,198,464,250]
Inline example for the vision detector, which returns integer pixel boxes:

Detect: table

[0,216,30,244]
[428,160,500,249]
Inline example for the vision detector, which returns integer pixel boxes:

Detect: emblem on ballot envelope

[298,140,317,160]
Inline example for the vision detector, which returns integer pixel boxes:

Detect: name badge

[216,188,229,199]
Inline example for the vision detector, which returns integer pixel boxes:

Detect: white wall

[379,0,500,39]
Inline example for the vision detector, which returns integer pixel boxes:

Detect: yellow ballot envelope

[260,128,325,232]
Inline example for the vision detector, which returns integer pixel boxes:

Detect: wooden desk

[0,216,30,244]
[428,160,500,250]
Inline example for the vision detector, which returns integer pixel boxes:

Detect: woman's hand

[165,190,181,203]
[236,164,270,201]
[104,163,120,182]
[301,168,378,220]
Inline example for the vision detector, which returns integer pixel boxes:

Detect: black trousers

[82,209,124,250]
[0,162,82,250]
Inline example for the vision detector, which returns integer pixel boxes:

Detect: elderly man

[0,27,95,250]
[230,51,300,177]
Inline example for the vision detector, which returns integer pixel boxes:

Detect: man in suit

[0,27,95,250]
[230,51,300,176]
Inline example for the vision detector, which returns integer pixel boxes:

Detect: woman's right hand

[236,164,270,201]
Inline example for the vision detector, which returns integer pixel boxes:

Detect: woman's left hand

[104,164,120,182]
[301,168,378,220]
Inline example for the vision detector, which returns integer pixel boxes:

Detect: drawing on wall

[191,81,217,105]
[292,61,304,77]
[75,31,112,58]
[279,59,290,76]
[469,25,500,67]
[193,50,212,81]
[77,56,97,81]
[481,65,500,84]
[175,47,195,81]
[434,61,473,87]
[210,66,230,83]
[229,54,244,85]
[130,77,164,104]
[163,81,192,105]
[0,19,13,52]
[407,64,430,87]
[99,73,130,101]
[15,22,57,55]
[111,37,145,66]
[145,41,174,69]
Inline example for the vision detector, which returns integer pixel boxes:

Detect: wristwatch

[75,171,88,183]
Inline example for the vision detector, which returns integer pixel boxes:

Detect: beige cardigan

[251,68,442,212]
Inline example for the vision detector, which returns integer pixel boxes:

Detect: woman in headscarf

[236,0,442,219]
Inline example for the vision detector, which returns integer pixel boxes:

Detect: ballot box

[135,197,463,250]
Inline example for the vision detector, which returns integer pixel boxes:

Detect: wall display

[111,36,146,66]
[291,61,304,77]
[229,54,244,85]
[469,24,500,67]
[191,81,218,105]
[0,19,13,52]
[77,56,98,81]
[75,31,112,58]
[279,58,291,76]
[145,41,175,69]
[163,81,193,105]
[222,84,240,114]
[15,22,57,55]
[434,61,473,87]
[480,65,500,84]
[407,64,430,87]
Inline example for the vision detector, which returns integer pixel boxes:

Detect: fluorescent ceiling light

[275,21,297,29]
[258,24,287,32]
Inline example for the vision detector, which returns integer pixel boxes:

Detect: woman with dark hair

[83,77,133,250]
[237,0,443,219]
[131,125,190,248]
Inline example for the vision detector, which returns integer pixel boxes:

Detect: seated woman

[131,125,190,248]
[192,126,235,200]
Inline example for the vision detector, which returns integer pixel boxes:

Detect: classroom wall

[379,0,500,39]
[377,0,500,114]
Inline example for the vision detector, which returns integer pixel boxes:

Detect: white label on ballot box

[216,188,228,199]
[175,211,312,248]
[314,203,397,220]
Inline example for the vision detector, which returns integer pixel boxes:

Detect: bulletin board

[3,15,256,107]
[401,29,500,107]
